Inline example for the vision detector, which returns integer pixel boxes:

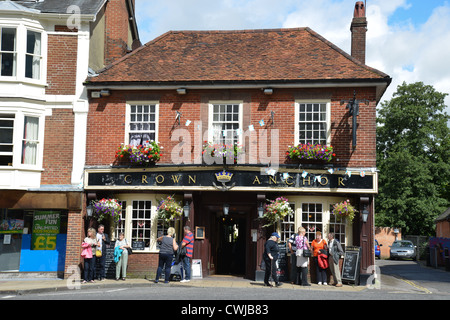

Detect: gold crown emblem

[215,170,233,183]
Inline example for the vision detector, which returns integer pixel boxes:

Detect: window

[131,200,152,249]
[210,103,242,145]
[281,203,295,242]
[301,203,323,242]
[296,102,329,145]
[0,114,14,166]
[22,116,39,165]
[1,27,16,77]
[25,30,41,80]
[128,103,158,146]
[329,205,346,247]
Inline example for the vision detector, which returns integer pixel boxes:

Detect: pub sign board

[85,168,376,193]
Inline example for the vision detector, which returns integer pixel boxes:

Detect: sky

[134,0,450,116]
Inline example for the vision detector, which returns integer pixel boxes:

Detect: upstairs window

[0,27,16,77]
[25,30,41,80]
[127,103,158,146]
[209,103,242,145]
[296,102,330,145]
[0,114,14,166]
[22,116,39,165]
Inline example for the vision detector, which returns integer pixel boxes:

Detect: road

[2,260,449,303]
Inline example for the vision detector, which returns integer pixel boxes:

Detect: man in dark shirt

[263,232,282,287]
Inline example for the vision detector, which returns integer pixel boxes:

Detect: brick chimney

[350,1,367,64]
[104,0,132,65]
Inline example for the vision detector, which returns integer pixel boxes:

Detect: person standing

[311,231,328,285]
[155,227,179,283]
[288,228,299,284]
[180,226,194,283]
[295,227,311,286]
[263,232,282,287]
[327,232,344,287]
[82,228,99,283]
[114,232,131,281]
[96,224,110,281]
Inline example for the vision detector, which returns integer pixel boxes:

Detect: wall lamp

[86,204,93,217]
[264,88,273,95]
[177,88,187,95]
[183,202,190,218]
[223,203,230,216]
[360,197,370,223]
[91,90,111,98]
[257,202,264,218]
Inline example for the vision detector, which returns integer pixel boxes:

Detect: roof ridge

[167,27,309,34]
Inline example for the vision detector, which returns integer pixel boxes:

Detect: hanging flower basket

[332,200,357,223]
[157,195,183,224]
[202,141,243,164]
[116,140,162,166]
[261,197,294,227]
[286,143,335,162]
[92,198,122,224]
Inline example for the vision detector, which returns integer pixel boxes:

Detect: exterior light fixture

[183,202,190,218]
[223,203,230,216]
[360,197,370,223]
[86,204,93,217]
[257,203,264,218]
[100,89,110,96]
[264,88,273,95]
[177,88,186,95]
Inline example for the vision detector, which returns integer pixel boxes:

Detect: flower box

[286,143,335,162]
[202,141,243,164]
[115,140,162,166]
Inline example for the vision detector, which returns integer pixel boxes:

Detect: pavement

[0,275,369,296]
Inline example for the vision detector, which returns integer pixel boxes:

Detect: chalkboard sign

[276,242,288,282]
[132,240,145,250]
[341,246,361,285]
[95,241,116,279]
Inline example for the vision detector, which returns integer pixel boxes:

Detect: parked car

[389,240,416,260]
[375,239,382,259]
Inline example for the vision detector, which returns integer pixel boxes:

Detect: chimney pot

[350,1,367,64]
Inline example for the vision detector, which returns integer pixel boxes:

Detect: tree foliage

[376,82,450,236]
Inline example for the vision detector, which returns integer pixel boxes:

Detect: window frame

[0,26,17,78]
[24,29,42,80]
[294,100,331,146]
[208,101,243,146]
[125,101,159,146]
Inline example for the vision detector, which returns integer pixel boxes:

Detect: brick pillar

[64,210,84,279]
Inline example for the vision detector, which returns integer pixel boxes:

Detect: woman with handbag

[115,232,131,281]
[311,231,328,285]
[81,228,99,284]
[155,227,179,283]
[295,227,311,286]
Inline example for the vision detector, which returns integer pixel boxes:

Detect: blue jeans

[182,256,191,280]
[84,258,95,281]
[156,253,173,283]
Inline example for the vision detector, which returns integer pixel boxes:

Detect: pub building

[83,1,391,282]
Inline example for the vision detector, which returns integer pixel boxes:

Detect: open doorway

[216,215,246,275]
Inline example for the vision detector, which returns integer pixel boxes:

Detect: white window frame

[24,29,42,80]
[0,111,44,169]
[294,100,331,146]
[125,101,159,145]
[208,101,243,146]
[0,26,17,77]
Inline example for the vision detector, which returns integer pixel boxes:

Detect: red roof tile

[87,28,389,84]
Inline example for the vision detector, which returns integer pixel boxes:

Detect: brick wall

[41,109,74,185]
[64,210,84,279]
[86,87,378,168]
[375,227,402,259]
[46,31,78,95]
[127,253,159,279]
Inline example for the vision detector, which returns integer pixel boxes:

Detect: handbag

[302,248,312,257]
[95,249,102,258]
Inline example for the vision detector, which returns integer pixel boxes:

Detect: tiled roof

[88,27,390,84]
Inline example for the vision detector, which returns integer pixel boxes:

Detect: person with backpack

[180,226,194,283]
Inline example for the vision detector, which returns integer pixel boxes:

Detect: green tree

[376,82,450,236]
